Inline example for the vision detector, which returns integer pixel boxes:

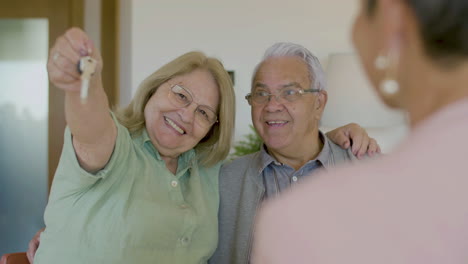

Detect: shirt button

[292,176,298,182]
[171,180,178,187]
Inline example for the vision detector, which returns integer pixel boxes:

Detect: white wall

[126,0,360,143]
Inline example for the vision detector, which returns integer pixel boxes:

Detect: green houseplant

[230,125,263,159]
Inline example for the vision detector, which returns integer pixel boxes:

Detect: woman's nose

[179,103,197,123]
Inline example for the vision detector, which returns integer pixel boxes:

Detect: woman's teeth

[166,117,185,134]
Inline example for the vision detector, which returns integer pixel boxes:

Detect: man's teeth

[267,121,287,125]
[166,118,185,134]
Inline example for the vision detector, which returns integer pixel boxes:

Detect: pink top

[252,99,468,264]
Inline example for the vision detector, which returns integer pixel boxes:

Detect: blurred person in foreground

[253,0,468,263]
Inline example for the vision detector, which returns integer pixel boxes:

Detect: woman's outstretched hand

[47,27,103,93]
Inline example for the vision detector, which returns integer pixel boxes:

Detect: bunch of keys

[78,56,97,104]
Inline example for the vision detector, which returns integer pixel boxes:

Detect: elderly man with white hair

[210,42,378,264]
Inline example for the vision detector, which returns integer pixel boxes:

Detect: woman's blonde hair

[115,51,235,166]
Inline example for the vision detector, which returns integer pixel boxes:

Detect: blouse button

[171,180,178,187]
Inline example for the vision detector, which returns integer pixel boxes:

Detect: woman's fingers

[49,50,81,79]
[26,228,44,263]
[64,27,92,56]
[47,58,80,91]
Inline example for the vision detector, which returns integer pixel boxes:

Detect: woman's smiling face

[144,68,220,158]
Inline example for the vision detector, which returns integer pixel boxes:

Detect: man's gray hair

[253,42,326,91]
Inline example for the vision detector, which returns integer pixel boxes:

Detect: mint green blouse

[35,115,221,264]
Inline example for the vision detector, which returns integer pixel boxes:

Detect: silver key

[79,56,97,104]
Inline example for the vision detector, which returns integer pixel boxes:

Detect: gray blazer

[210,140,358,264]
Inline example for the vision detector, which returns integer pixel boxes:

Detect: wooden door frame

[101,0,119,109]
[48,0,85,191]
[0,0,84,191]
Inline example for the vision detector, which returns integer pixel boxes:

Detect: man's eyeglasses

[167,84,218,127]
[245,88,320,105]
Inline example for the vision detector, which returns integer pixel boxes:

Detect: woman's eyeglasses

[167,84,218,127]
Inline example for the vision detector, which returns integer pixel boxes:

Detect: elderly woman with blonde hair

[32,28,235,264]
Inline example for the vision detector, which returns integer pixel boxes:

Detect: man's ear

[314,90,328,120]
[316,90,328,111]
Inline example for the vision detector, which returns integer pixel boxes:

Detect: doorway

[0,0,85,255]
[0,0,119,254]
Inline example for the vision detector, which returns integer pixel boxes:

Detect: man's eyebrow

[281,82,302,89]
[253,82,268,89]
[253,82,303,90]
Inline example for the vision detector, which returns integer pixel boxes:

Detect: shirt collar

[137,128,196,173]
[257,144,277,174]
[257,130,333,173]
[315,131,333,168]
